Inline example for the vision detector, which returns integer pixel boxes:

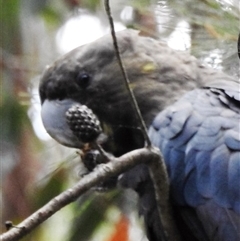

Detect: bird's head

[40,30,158,147]
[39,29,200,148]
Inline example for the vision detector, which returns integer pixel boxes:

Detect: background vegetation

[1,0,239,240]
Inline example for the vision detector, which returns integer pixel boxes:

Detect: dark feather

[39,30,240,241]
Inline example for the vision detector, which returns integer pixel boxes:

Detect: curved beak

[41,99,84,148]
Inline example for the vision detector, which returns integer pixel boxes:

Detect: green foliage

[131,0,156,10]
[0,0,20,52]
[33,167,69,208]
[81,0,100,11]
[169,0,239,39]
[0,95,30,144]
[0,0,20,22]
[40,4,63,27]
[1,1,239,241]
[68,190,121,241]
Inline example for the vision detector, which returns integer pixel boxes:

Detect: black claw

[83,150,102,172]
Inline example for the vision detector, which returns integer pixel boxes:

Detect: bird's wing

[148,79,240,240]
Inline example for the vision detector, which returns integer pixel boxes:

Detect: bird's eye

[76,72,91,89]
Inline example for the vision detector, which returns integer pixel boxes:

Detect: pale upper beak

[41,99,84,148]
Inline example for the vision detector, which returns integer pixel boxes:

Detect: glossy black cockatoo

[39,30,240,241]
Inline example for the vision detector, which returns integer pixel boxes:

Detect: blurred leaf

[131,0,155,10]
[1,0,19,22]
[168,0,239,39]
[33,167,68,208]
[40,5,63,26]
[81,0,100,11]
[0,95,29,144]
[68,191,120,241]
[0,0,20,52]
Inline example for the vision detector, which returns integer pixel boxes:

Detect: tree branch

[1,147,161,241]
[148,155,181,241]
[2,3,180,241]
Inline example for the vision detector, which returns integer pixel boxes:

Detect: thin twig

[104,0,152,147]
[238,33,240,59]
[104,2,181,240]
